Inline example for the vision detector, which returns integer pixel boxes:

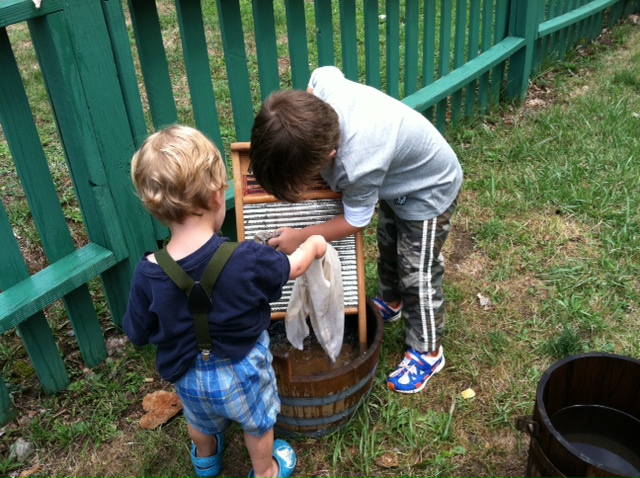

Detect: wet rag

[285,243,344,362]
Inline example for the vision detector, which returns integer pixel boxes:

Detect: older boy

[250,66,462,394]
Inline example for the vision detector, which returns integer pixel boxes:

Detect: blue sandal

[191,433,224,477]
[248,439,297,478]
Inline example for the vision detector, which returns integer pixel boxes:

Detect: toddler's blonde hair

[131,125,228,224]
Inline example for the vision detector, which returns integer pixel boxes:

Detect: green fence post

[251,0,280,99]
[507,0,545,102]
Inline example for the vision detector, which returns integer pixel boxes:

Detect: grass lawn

[1,10,640,478]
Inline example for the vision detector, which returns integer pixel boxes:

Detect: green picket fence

[0,0,638,426]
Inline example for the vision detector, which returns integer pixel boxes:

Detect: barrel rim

[536,352,640,476]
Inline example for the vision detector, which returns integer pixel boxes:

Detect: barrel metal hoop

[276,386,374,427]
[278,366,377,407]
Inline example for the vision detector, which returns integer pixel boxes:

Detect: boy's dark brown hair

[250,90,340,202]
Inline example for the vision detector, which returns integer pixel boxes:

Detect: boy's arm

[271,214,363,255]
[288,235,328,279]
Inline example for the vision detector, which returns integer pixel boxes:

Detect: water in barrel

[550,404,640,476]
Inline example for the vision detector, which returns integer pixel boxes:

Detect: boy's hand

[269,227,305,254]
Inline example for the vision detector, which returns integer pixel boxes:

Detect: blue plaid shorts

[174,330,280,437]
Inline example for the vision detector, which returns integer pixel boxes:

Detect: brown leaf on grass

[139,390,183,429]
[375,452,399,468]
[19,464,42,477]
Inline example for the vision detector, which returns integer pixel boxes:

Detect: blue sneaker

[191,433,224,477]
[371,297,402,323]
[248,439,297,478]
[387,346,445,394]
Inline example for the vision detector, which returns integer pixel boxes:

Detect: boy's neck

[166,212,219,260]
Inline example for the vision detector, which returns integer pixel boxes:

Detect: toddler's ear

[210,190,226,209]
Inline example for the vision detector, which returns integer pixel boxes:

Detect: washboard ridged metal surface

[231,142,367,344]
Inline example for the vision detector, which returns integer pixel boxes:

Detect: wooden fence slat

[507,0,545,101]
[252,0,281,98]
[315,0,335,66]
[0,201,69,397]
[557,0,571,59]
[545,0,560,55]
[0,30,75,260]
[609,0,622,22]
[126,0,178,129]
[436,0,453,130]
[103,0,168,243]
[593,10,605,40]
[385,0,401,98]
[216,0,254,141]
[478,0,494,113]
[0,0,63,28]
[404,0,420,96]
[491,0,510,102]
[339,0,359,81]
[284,0,311,90]
[538,0,618,37]
[422,0,437,121]
[465,0,481,117]
[451,0,467,124]
[0,244,117,331]
[102,0,149,149]
[423,0,437,87]
[49,0,160,261]
[363,0,381,88]
[17,316,71,394]
[176,0,224,148]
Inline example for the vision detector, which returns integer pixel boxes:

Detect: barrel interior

[529,353,640,477]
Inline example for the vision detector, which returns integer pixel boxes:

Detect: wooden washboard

[231,142,367,344]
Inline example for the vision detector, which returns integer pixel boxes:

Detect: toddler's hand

[306,235,328,259]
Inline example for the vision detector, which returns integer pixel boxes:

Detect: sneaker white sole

[389,355,446,394]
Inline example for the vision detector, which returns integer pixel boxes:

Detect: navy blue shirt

[123,235,290,382]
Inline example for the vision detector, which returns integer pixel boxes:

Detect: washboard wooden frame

[231,142,368,345]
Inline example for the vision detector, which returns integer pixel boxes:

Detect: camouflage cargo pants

[376,198,457,354]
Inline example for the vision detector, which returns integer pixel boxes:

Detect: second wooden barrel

[521,353,640,477]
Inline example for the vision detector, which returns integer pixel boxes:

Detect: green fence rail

[0,0,638,426]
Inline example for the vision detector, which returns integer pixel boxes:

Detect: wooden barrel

[270,302,383,438]
[521,353,640,477]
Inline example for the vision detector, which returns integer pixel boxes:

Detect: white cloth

[285,243,344,362]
